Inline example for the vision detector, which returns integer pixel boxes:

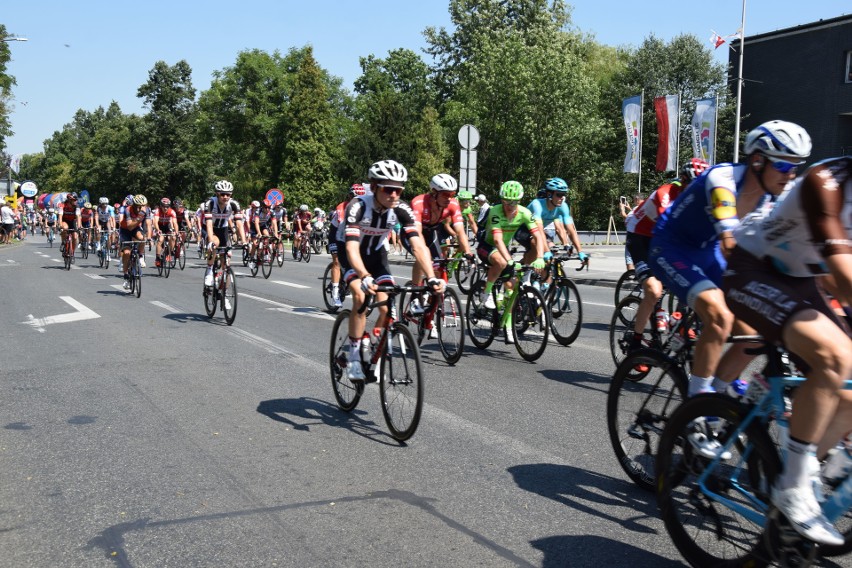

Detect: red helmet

[681,158,710,181]
[349,183,366,197]
[262,199,272,208]
[160,197,171,207]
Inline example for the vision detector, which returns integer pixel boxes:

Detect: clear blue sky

[4,0,850,155]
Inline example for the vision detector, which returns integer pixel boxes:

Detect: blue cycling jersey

[527,198,573,227]
[653,163,753,249]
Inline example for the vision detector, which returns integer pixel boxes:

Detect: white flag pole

[638,89,644,194]
[732,0,747,161]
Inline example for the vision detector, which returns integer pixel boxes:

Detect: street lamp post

[2,37,29,43]
[2,35,28,197]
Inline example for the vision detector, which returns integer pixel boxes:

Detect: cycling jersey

[120,205,149,229]
[626,180,683,237]
[80,209,94,226]
[527,197,573,227]
[329,202,346,229]
[255,209,274,228]
[96,205,114,225]
[204,197,242,229]
[294,211,312,233]
[154,207,177,230]
[61,202,80,224]
[482,205,538,247]
[409,193,463,228]
[338,193,418,254]
[174,207,190,229]
[734,157,852,277]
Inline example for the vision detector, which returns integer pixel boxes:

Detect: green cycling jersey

[483,204,538,247]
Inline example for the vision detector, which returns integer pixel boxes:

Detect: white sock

[688,374,714,397]
[779,438,818,490]
[711,376,729,392]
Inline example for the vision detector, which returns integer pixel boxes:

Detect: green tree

[409,106,450,192]
[0,24,18,153]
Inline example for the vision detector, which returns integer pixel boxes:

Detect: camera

[619,195,627,205]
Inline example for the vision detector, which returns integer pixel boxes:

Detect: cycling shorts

[626,233,653,283]
[119,228,144,249]
[400,224,448,259]
[328,240,338,255]
[723,247,844,352]
[338,244,395,286]
[81,221,92,229]
[62,219,78,230]
[648,237,724,308]
[515,226,555,249]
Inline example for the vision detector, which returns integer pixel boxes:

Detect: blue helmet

[543,177,569,194]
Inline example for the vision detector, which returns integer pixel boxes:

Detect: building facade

[729,14,852,161]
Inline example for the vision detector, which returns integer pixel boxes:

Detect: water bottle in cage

[655,308,669,333]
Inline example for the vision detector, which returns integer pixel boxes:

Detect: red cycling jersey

[626,180,684,237]
[61,202,80,223]
[154,207,177,229]
[409,193,463,228]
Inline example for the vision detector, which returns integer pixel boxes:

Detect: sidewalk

[386,244,629,289]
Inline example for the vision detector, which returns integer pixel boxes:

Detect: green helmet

[499,181,524,200]
[457,190,473,200]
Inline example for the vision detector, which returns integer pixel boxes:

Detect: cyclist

[95,197,115,252]
[624,159,709,352]
[46,207,58,239]
[59,192,81,256]
[272,203,287,236]
[649,120,811,401]
[172,198,192,243]
[723,156,852,546]
[405,173,474,315]
[477,181,546,332]
[457,190,478,238]
[79,202,95,250]
[203,180,246,289]
[245,200,261,264]
[521,177,589,274]
[292,204,312,258]
[153,198,179,268]
[328,184,366,308]
[338,160,444,382]
[118,194,149,289]
[251,199,278,265]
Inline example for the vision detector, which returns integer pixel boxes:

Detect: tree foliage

[0,24,17,154]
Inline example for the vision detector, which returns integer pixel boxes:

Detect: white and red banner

[622,95,642,174]
[691,98,717,165]
[654,95,679,172]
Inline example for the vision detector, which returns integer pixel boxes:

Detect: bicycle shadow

[256,397,403,446]
[507,463,660,537]
[531,534,682,567]
[163,312,222,324]
[537,368,612,394]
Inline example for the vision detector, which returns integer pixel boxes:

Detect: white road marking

[21,296,100,332]
[240,292,334,321]
[150,301,180,313]
[272,280,310,289]
[84,273,106,280]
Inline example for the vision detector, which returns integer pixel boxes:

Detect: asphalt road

[0,237,753,567]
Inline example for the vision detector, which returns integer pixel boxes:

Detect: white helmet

[368,160,408,184]
[744,120,811,161]
[251,200,260,208]
[314,207,322,213]
[214,180,234,194]
[299,204,309,212]
[99,197,109,205]
[475,194,487,203]
[429,173,458,193]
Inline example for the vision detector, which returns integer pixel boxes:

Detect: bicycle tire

[157,249,165,277]
[437,287,465,365]
[276,240,285,267]
[304,243,311,263]
[81,234,89,259]
[162,244,171,278]
[104,248,110,270]
[466,281,496,349]
[250,252,259,277]
[204,285,217,317]
[129,265,136,295]
[329,309,363,411]
[134,260,142,298]
[607,349,687,492]
[455,259,474,294]
[178,242,186,270]
[547,278,582,345]
[379,323,424,442]
[615,269,642,305]
[222,267,237,325]
[64,244,71,270]
[169,242,178,269]
[98,247,104,268]
[512,285,549,362]
[609,296,647,368]
[656,394,778,568]
[322,263,336,311]
[241,245,249,267]
[261,246,273,279]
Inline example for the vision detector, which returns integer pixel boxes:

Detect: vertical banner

[654,95,679,172]
[691,98,717,164]
[622,95,642,173]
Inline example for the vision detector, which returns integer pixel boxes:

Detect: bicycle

[120,240,146,298]
[157,232,174,278]
[321,261,349,312]
[540,248,585,346]
[329,284,426,442]
[79,227,90,259]
[398,258,466,365]
[60,229,78,270]
[171,230,187,271]
[655,339,852,567]
[47,225,55,247]
[609,289,687,369]
[250,235,276,279]
[97,229,114,269]
[614,268,642,305]
[203,244,242,325]
[275,236,286,267]
[448,252,482,295]
[466,262,550,362]
[293,233,311,263]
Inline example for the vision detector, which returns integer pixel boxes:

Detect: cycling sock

[484,281,494,295]
[711,376,730,392]
[779,437,818,490]
[687,374,714,397]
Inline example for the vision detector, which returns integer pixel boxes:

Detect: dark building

[729,14,852,161]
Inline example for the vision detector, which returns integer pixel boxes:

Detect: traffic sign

[265,188,284,205]
[20,181,37,198]
[457,124,480,150]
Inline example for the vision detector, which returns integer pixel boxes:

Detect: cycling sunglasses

[377,185,404,195]
[766,155,802,174]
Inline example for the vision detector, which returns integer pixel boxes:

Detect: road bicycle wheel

[292,239,299,260]
[609,296,646,368]
[129,262,136,295]
[276,240,285,267]
[81,233,89,259]
[178,241,186,270]
[607,349,687,492]
[250,251,260,277]
[512,285,549,362]
[436,287,465,365]
[466,281,496,349]
[134,260,142,298]
[322,263,338,311]
[241,245,249,267]
[169,242,178,269]
[98,247,105,268]
[204,282,218,317]
[614,269,642,306]
[454,259,474,294]
[104,248,110,270]
[329,309,362,411]
[222,267,237,325]
[162,244,172,278]
[48,230,54,247]
[261,245,273,279]
[546,278,582,346]
[379,323,424,442]
[64,242,71,270]
[303,242,311,263]
[656,394,778,568]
